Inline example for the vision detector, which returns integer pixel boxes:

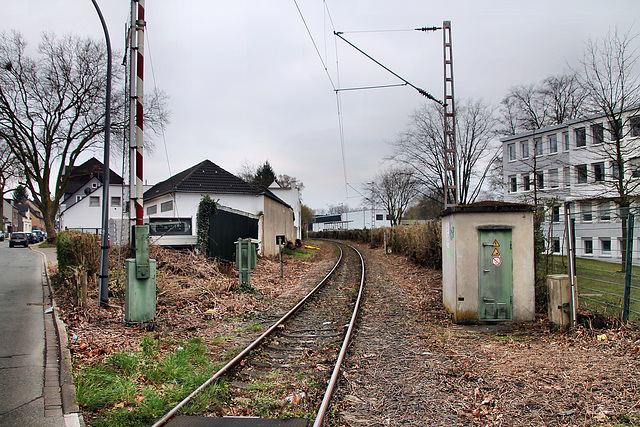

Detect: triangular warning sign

[492,248,500,256]
[492,239,500,247]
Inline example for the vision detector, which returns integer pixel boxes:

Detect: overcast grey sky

[3,1,638,211]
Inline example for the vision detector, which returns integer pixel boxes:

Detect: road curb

[34,247,85,427]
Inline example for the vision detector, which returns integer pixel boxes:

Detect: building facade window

[147,205,157,215]
[522,174,531,191]
[521,140,529,158]
[591,123,604,144]
[508,143,516,161]
[611,161,620,180]
[534,137,543,156]
[564,167,571,187]
[581,201,593,222]
[548,134,558,153]
[551,206,560,223]
[600,238,612,256]
[593,162,605,182]
[509,175,517,193]
[89,196,100,207]
[536,172,544,189]
[563,131,570,151]
[553,237,561,254]
[584,238,593,255]
[160,200,173,212]
[549,168,559,188]
[631,116,640,137]
[575,127,586,147]
[631,157,640,178]
[376,214,383,220]
[599,202,610,221]
[576,164,588,184]
[111,196,121,207]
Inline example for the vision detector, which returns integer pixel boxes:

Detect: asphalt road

[0,241,64,427]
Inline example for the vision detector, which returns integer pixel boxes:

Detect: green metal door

[479,229,513,321]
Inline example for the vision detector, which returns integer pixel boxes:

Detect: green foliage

[196,195,217,257]
[311,221,442,269]
[55,230,100,275]
[251,161,276,187]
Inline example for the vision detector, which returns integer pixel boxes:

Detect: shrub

[311,221,442,269]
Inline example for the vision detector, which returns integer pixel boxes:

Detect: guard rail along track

[153,241,365,427]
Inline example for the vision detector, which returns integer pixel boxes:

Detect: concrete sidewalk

[32,244,83,427]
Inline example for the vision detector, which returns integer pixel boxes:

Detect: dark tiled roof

[143,160,291,208]
[65,157,124,196]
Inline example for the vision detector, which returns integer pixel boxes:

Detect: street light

[90,0,112,306]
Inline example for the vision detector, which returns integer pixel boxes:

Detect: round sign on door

[492,256,502,266]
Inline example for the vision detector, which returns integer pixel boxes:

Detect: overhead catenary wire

[334,31,444,105]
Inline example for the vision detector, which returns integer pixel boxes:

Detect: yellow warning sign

[493,239,500,247]
[492,248,501,256]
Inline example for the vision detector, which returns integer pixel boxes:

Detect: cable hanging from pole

[334,31,444,106]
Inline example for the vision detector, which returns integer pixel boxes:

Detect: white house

[268,184,302,240]
[143,160,296,257]
[57,158,129,244]
[313,208,393,232]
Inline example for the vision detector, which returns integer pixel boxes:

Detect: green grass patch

[282,247,314,258]
[76,335,229,426]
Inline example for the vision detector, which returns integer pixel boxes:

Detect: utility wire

[334,31,444,105]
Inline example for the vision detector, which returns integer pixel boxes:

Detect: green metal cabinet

[478,229,513,321]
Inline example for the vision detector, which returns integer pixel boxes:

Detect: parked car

[9,232,29,248]
[0,231,4,241]
[26,232,39,244]
[32,230,43,242]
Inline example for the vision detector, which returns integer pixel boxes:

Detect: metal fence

[543,203,640,325]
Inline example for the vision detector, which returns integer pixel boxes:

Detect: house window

[92,182,98,188]
[89,196,100,207]
[599,202,610,221]
[563,131,570,150]
[631,157,640,178]
[521,141,529,158]
[536,172,544,189]
[509,175,517,193]
[591,123,604,144]
[147,205,157,215]
[576,164,588,184]
[553,237,561,254]
[111,196,121,207]
[581,201,593,222]
[522,174,531,191]
[593,162,605,182]
[548,134,558,153]
[160,200,173,212]
[564,167,571,187]
[376,214,383,221]
[630,116,640,137]
[584,238,593,255]
[611,161,620,180]
[549,168,559,188]
[609,119,623,140]
[575,127,586,147]
[551,206,560,223]
[534,137,543,156]
[600,238,612,256]
[508,143,516,161]
[386,215,391,221]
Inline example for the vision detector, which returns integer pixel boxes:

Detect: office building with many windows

[502,107,640,262]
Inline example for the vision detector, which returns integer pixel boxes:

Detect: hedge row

[311,221,442,270]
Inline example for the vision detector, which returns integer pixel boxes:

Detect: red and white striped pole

[134,0,145,225]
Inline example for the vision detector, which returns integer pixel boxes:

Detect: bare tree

[574,27,640,266]
[366,167,421,226]
[0,31,168,238]
[389,98,498,205]
[498,73,586,136]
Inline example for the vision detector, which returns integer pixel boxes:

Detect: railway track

[154,241,365,427]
